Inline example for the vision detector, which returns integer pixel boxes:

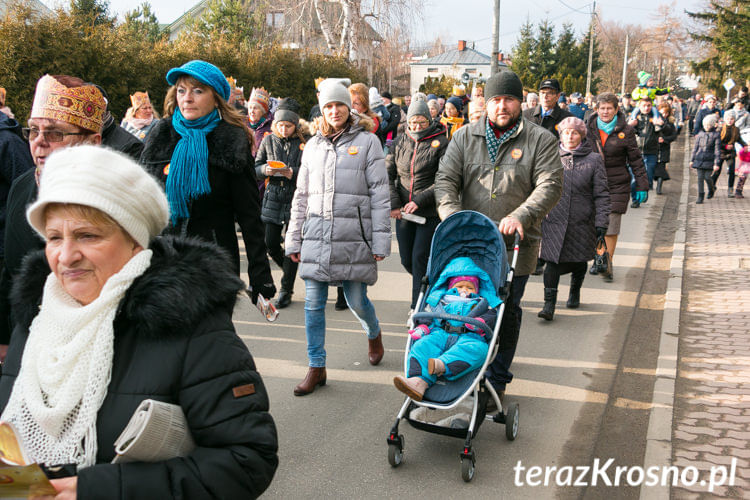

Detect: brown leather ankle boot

[294,367,327,396]
[368,332,384,365]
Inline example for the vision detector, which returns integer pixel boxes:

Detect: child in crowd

[735,144,750,199]
[255,97,306,308]
[440,96,466,139]
[393,257,499,402]
[690,114,722,204]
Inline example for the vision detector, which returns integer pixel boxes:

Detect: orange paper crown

[0,87,6,106]
[31,75,106,133]
[130,91,151,110]
[314,77,326,90]
[226,76,237,89]
[249,87,270,113]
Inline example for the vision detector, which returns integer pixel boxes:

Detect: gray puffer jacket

[285,114,391,285]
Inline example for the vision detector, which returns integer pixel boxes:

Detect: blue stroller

[386,210,520,482]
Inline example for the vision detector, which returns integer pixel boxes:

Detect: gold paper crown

[452,84,466,97]
[130,91,151,110]
[0,87,6,105]
[226,76,237,89]
[31,75,105,133]
[314,77,325,90]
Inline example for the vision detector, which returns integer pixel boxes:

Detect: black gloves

[596,227,607,238]
[248,282,277,304]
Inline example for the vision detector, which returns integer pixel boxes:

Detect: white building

[409,41,508,94]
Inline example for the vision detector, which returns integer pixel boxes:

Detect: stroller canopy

[426,211,509,299]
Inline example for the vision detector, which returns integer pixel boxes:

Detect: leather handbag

[594,236,612,275]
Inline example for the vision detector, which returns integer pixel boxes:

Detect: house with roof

[0,0,52,17]
[409,40,508,94]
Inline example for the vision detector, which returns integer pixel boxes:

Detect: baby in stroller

[393,256,499,402]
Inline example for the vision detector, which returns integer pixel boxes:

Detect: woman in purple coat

[539,117,611,321]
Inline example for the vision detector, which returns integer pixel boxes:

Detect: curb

[639,137,689,500]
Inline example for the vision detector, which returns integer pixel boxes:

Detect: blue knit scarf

[168,108,221,224]
[597,116,617,136]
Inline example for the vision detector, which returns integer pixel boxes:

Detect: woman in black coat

[539,117,611,321]
[0,146,277,499]
[653,102,679,195]
[254,98,306,309]
[386,100,449,310]
[586,92,648,282]
[140,60,275,303]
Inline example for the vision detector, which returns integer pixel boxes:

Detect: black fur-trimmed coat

[0,236,278,499]
[140,119,273,293]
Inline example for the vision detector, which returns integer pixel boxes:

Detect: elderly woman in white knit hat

[286,77,391,396]
[0,145,278,498]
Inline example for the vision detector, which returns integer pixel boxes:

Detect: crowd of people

[0,60,748,497]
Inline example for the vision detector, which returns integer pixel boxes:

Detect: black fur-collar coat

[140,119,274,295]
[0,236,278,499]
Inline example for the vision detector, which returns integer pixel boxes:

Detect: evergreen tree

[576,27,603,94]
[70,0,114,29]
[554,23,578,88]
[510,19,536,89]
[182,0,262,47]
[532,19,556,83]
[121,2,165,43]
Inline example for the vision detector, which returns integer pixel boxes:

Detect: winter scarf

[248,115,268,130]
[1,250,153,468]
[168,108,221,223]
[597,116,617,136]
[486,117,520,163]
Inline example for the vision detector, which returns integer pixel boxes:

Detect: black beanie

[274,97,300,126]
[485,70,523,102]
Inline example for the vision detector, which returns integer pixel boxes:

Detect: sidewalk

[671,156,750,497]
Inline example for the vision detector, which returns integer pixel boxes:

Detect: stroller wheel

[505,402,519,441]
[460,451,476,482]
[388,443,403,467]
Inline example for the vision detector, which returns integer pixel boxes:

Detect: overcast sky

[42,0,703,55]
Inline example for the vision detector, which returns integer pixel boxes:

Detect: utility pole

[585,0,596,96]
[490,0,500,75]
[620,33,629,95]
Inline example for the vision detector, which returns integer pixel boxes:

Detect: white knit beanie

[27,145,169,248]
[318,78,352,109]
[702,113,719,132]
[369,87,384,108]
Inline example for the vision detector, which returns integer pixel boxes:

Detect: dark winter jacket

[656,119,679,164]
[522,104,573,138]
[586,112,649,214]
[691,130,722,170]
[249,115,273,157]
[0,113,34,256]
[0,169,41,344]
[101,114,144,161]
[386,122,449,219]
[140,118,273,292]
[719,124,746,161]
[254,132,303,226]
[0,236,278,499]
[632,110,659,155]
[380,102,402,143]
[541,140,611,263]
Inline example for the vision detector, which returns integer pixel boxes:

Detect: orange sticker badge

[299,143,305,151]
[348,146,359,155]
[511,148,523,160]
[264,131,271,137]
[431,140,441,148]
[618,132,625,139]
[163,163,170,176]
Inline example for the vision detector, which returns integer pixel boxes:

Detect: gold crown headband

[130,91,151,110]
[31,75,106,133]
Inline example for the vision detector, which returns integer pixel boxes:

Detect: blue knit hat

[166,60,231,101]
[446,96,463,112]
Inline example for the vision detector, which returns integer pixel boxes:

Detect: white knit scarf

[1,250,153,468]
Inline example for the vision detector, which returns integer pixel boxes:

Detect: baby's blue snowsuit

[407,257,500,385]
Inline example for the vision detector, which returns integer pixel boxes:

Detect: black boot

[696,194,704,204]
[532,258,545,276]
[707,182,715,199]
[656,178,663,195]
[567,272,584,309]
[275,290,292,309]
[537,288,557,321]
[335,287,348,310]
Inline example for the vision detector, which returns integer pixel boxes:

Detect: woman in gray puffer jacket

[286,78,391,396]
[539,117,611,321]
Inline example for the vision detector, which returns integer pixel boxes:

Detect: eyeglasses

[408,119,429,127]
[23,128,88,143]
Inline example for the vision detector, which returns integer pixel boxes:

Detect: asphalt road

[234,138,686,499]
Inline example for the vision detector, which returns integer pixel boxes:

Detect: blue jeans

[304,280,381,367]
[487,274,529,391]
[632,153,656,200]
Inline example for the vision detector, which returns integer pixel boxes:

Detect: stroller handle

[411,311,493,337]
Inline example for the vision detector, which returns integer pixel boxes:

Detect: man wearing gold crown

[0,75,106,358]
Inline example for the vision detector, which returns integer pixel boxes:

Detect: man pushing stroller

[393,257,500,401]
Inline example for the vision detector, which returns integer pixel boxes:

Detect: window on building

[427,67,438,73]
[466,68,477,74]
[266,11,284,28]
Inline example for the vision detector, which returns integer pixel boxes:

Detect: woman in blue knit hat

[140,60,276,304]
